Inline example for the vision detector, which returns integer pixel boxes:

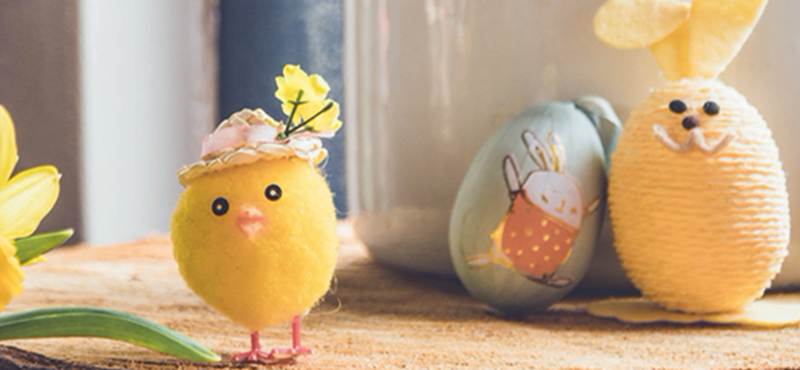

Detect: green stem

[0,307,220,362]
[285,89,305,132]
[285,101,334,135]
[14,228,74,265]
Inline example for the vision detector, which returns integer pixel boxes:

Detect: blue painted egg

[449,97,621,313]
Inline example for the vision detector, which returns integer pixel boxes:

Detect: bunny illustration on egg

[467,131,600,288]
[588,0,800,325]
[450,98,621,314]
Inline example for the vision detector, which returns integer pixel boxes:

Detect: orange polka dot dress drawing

[467,130,599,288]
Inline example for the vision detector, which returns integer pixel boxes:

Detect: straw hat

[177,108,327,187]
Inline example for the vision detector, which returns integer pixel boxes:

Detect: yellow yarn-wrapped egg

[609,78,790,314]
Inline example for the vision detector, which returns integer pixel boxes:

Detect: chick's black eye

[212,197,229,216]
[703,101,720,115]
[669,99,687,114]
[265,184,282,201]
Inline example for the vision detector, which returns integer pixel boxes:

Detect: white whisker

[653,123,689,153]
[652,124,734,156]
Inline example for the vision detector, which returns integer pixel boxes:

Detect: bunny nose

[682,115,700,130]
[236,204,266,239]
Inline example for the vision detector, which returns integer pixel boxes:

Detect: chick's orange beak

[236,204,266,239]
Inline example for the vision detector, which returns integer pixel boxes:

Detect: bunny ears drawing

[466,130,600,288]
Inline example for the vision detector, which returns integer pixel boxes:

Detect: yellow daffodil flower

[0,106,60,310]
[275,64,330,123]
[274,64,341,135]
[304,99,342,133]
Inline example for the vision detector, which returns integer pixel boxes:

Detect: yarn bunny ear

[650,0,769,80]
[595,0,769,80]
[594,0,691,49]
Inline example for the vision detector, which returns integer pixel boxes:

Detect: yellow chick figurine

[591,0,796,322]
[171,65,342,362]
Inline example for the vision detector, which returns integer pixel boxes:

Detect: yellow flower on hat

[275,64,330,123]
[0,106,60,310]
[306,99,342,133]
[274,64,342,136]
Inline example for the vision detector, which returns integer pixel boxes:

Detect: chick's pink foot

[269,314,314,356]
[230,331,272,362]
[231,315,313,363]
[265,346,313,356]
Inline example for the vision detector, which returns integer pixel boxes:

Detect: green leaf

[0,306,220,362]
[14,228,74,265]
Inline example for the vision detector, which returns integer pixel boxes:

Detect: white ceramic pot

[344,0,800,291]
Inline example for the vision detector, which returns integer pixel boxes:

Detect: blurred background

[0,0,345,245]
[3,0,800,291]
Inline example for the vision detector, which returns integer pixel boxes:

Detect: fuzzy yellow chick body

[172,65,342,362]
[171,156,338,330]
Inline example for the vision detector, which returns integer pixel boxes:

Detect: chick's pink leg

[266,314,313,357]
[230,331,272,362]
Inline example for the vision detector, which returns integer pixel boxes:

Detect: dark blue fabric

[219,0,346,216]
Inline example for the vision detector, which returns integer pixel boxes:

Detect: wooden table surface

[3,223,800,369]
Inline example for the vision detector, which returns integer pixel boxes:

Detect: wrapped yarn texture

[609,78,789,313]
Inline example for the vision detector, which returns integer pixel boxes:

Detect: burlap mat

[2,223,799,369]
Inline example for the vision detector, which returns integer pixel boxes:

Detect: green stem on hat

[286,126,313,137]
[285,89,305,132]
[0,306,220,362]
[285,101,334,136]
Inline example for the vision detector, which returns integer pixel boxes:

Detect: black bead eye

[703,101,720,115]
[212,197,229,216]
[265,184,282,201]
[669,99,687,114]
